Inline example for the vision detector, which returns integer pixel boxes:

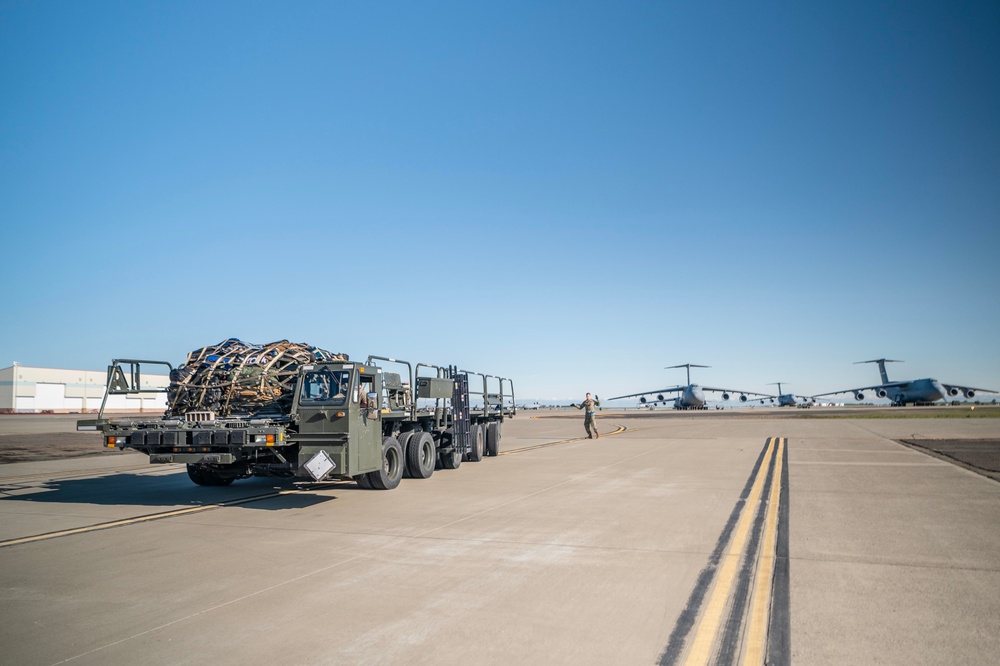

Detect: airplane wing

[607,386,684,401]
[810,382,907,398]
[941,383,998,395]
[700,386,775,399]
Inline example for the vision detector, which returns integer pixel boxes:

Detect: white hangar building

[0,363,168,414]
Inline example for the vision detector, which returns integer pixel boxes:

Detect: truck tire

[355,474,372,489]
[440,447,462,470]
[465,424,485,462]
[186,464,236,487]
[396,431,414,478]
[486,422,501,457]
[406,432,435,479]
[366,436,404,490]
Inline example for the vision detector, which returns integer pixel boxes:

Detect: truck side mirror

[367,392,379,419]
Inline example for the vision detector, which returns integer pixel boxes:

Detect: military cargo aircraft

[752,382,815,407]
[811,359,997,406]
[608,364,772,410]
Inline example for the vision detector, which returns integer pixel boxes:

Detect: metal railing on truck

[460,370,516,419]
[365,355,515,423]
[366,355,414,418]
[78,359,173,429]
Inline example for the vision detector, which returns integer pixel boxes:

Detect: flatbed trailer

[78,355,515,489]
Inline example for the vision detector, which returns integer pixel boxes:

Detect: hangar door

[34,383,67,411]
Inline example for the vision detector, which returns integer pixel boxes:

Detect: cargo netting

[167,338,347,417]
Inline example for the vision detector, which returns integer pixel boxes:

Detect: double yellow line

[683,436,786,666]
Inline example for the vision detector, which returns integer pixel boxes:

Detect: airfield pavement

[1,408,999,665]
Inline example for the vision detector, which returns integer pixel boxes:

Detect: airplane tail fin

[855,359,902,384]
[665,364,710,386]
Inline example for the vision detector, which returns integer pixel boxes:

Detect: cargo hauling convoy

[77,339,515,490]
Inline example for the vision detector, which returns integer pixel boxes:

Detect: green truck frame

[77,356,515,490]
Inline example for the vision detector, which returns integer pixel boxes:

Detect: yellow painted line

[744,437,784,664]
[683,436,777,666]
[499,424,627,456]
[0,489,300,548]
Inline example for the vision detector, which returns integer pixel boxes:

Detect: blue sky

[2,1,998,400]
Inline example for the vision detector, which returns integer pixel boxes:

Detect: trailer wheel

[396,431,414,478]
[486,422,501,456]
[186,464,236,487]
[355,474,372,489]
[406,432,435,479]
[367,436,404,490]
[465,424,485,462]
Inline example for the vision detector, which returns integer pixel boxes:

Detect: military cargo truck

[77,353,515,490]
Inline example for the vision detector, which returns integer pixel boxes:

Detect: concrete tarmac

[0,410,998,665]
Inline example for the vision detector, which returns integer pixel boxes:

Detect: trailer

[77,354,515,490]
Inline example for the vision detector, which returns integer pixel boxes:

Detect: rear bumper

[150,452,237,465]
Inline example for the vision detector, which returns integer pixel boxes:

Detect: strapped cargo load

[167,338,347,417]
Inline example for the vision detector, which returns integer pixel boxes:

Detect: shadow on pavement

[0,472,341,510]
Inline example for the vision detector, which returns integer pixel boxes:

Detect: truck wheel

[396,431,414,478]
[465,424,485,462]
[367,436,404,490]
[486,422,501,456]
[355,474,372,489]
[406,432,435,479]
[440,447,462,470]
[186,464,236,487]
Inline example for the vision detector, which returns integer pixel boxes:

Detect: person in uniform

[571,392,600,439]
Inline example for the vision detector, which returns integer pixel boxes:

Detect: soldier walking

[571,392,601,439]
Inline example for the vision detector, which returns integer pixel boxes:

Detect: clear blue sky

[2,1,998,400]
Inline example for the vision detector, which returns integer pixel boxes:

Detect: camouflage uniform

[574,397,600,438]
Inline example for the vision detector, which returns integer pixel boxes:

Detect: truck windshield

[300,369,352,405]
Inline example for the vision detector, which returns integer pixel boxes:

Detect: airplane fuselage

[776,393,815,407]
[674,385,707,409]
[881,378,946,405]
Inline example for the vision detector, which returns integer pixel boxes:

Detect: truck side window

[359,376,374,408]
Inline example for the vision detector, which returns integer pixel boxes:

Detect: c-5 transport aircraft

[608,364,772,410]
[812,359,997,406]
[753,382,815,407]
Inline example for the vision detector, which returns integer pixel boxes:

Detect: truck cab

[291,361,384,480]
